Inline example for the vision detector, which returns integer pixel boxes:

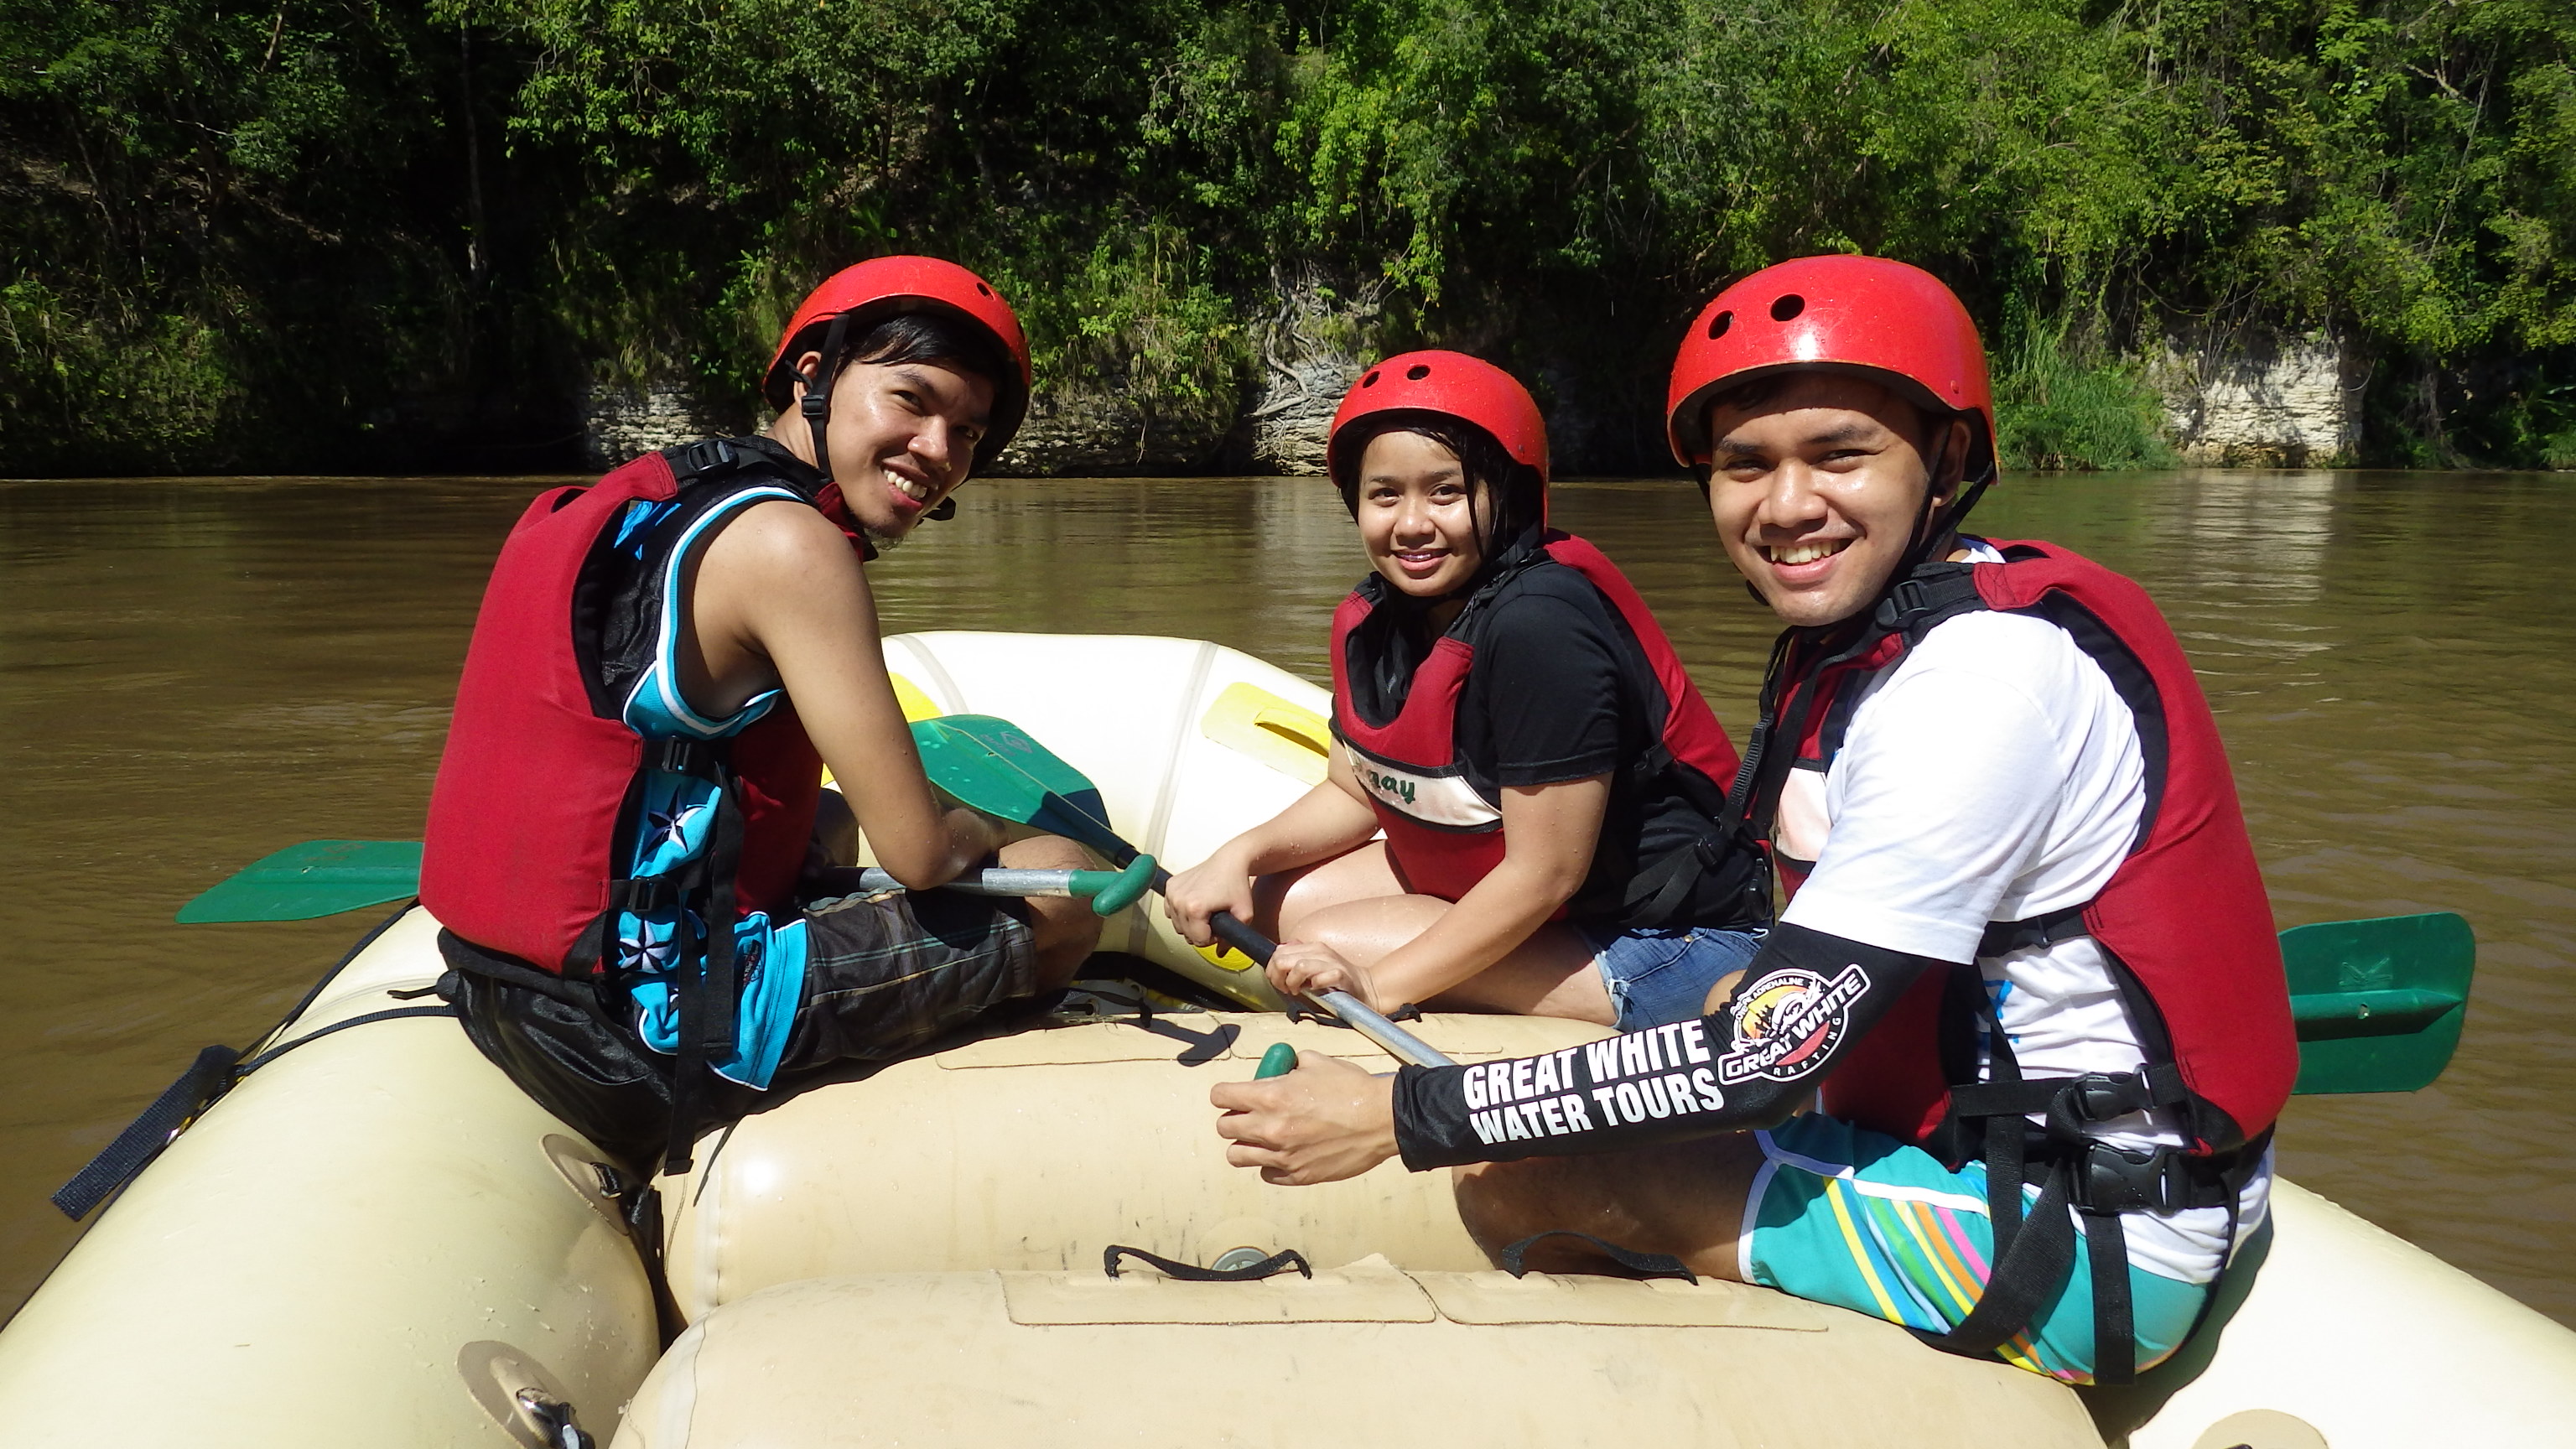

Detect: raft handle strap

[1498,1230,1698,1283]
[48,995,456,1222]
[49,1044,241,1222]
[1103,1244,1313,1282]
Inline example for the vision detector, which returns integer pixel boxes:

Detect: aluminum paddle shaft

[1201,906,1455,1070]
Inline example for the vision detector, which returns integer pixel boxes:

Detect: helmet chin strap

[1896,416,1995,576]
[798,314,853,486]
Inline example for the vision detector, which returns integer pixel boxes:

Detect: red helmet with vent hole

[1327,351,1550,496]
[1665,255,1992,477]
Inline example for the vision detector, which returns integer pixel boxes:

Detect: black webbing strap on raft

[1499,1230,1699,1284]
[1102,1244,1313,1282]
[50,901,435,1223]
[50,1005,464,1223]
[50,1044,239,1222]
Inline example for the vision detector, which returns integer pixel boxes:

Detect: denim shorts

[1580,924,1766,1031]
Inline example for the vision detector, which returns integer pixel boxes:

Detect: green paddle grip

[1255,1041,1298,1079]
[1067,854,1156,917]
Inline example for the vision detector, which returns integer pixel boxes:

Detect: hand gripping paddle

[911,714,1457,1069]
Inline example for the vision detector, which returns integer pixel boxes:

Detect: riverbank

[564,331,2413,479]
[8,2,2569,480]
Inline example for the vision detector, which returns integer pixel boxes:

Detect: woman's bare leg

[1265,839,1412,940]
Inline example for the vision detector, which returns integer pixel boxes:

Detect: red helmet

[1665,255,1993,477]
[1328,351,1550,495]
[762,256,1033,457]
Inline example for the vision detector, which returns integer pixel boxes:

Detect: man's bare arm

[683,499,997,887]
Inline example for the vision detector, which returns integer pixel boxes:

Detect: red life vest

[421,443,830,974]
[1328,532,1756,926]
[1740,540,2297,1160]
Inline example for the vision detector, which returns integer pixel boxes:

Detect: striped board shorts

[1737,1113,2210,1383]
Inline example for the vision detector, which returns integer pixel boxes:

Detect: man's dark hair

[837,309,1014,396]
[1696,371,1963,491]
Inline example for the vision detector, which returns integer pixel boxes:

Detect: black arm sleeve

[1390,922,1948,1169]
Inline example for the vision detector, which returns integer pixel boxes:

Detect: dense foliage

[5,0,2572,472]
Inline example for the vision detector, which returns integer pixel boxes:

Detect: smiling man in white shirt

[1208,255,2299,1387]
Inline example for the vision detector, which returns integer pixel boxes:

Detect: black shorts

[446,884,1039,1173]
[780,880,1041,1067]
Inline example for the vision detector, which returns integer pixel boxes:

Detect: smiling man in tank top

[420,258,1100,1178]
[1209,257,2298,1387]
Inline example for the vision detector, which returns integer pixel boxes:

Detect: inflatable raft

[4,632,2571,1448]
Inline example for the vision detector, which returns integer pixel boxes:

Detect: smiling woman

[1164,351,1771,1043]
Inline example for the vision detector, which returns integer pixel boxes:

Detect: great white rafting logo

[1716,964,1872,1085]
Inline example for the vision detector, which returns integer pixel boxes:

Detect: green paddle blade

[175,839,423,923]
[910,714,1130,862]
[2284,911,2475,1095]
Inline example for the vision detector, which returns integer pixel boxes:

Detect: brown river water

[2,470,2570,1327]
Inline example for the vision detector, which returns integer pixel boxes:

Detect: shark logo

[1717,964,1871,1085]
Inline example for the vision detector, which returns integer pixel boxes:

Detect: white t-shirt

[1776,541,2271,1285]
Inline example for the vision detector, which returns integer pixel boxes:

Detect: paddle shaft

[849,866,1110,899]
[1178,873,1457,1071]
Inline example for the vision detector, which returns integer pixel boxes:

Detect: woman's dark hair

[1336,413,1545,552]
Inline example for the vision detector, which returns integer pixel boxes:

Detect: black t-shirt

[1366,554,1765,932]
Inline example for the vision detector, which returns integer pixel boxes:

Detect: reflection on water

[1,470,2570,1326]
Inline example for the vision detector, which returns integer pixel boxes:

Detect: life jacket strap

[663,752,746,1177]
[1930,998,2249,1384]
[1946,1062,2192,1126]
[1976,903,2093,958]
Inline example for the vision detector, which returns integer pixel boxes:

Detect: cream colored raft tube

[664,1003,2576,1448]
[0,910,659,1447]
[872,630,1337,1010]
[613,1266,2106,1449]
[652,1011,2103,1449]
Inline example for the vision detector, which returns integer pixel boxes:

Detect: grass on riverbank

[1991,322,2176,473]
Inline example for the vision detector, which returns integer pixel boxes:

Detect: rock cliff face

[981,387,1231,476]
[583,381,731,470]
[2154,332,2360,466]
[1240,273,1380,476]
[1243,353,1360,476]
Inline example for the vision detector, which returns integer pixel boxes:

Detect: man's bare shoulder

[699,496,860,583]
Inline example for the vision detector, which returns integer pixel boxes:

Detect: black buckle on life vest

[669,438,738,482]
[2072,1141,2189,1214]
[649,737,720,778]
[1872,565,1981,638]
[2059,1069,2156,1125]
[613,875,677,915]
[1976,904,2090,958]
